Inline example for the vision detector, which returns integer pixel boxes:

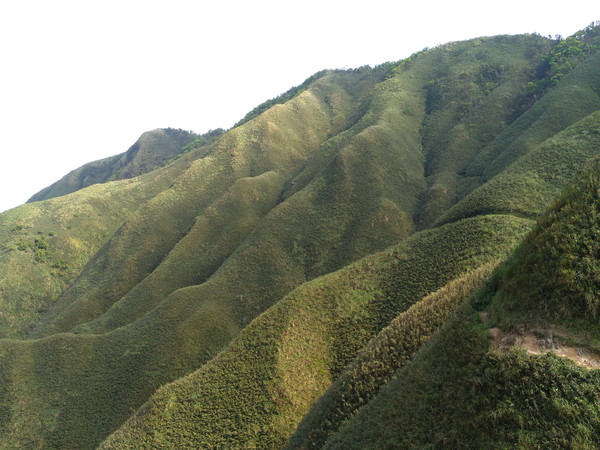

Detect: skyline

[1,0,598,212]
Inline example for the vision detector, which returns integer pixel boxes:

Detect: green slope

[322,156,600,449]
[0,162,183,338]
[100,215,529,449]
[0,27,599,449]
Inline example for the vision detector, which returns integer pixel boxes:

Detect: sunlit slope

[286,263,497,449]
[27,128,200,202]
[29,68,418,336]
[0,30,598,449]
[0,161,185,338]
[323,157,600,449]
[100,215,530,449]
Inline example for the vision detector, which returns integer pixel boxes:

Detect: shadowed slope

[434,49,600,227]
[466,46,600,181]
[423,45,600,227]
[414,34,552,227]
[438,109,600,224]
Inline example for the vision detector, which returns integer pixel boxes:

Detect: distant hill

[27,127,223,203]
[0,22,598,449]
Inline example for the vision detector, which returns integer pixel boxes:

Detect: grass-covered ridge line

[287,262,497,449]
[323,155,600,449]
[489,155,600,334]
[1,28,600,448]
[101,215,529,449]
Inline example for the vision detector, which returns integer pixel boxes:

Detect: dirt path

[490,327,600,370]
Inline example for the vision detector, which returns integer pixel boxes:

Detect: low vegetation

[0,23,599,448]
[322,154,600,449]
[101,216,527,449]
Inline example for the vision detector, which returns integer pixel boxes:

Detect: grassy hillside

[322,156,600,449]
[439,108,600,224]
[28,67,394,339]
[0,26,599,448]
[0,164,183,338]
[100,215,529,449]
[2,66,417,447]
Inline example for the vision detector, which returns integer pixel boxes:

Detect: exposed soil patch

[490,327,600,370]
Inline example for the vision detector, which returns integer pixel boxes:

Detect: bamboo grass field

[0,23,599,448]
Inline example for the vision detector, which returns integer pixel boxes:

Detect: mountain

[27,127,223,203]
[316,154,600,449]
[0,23,599,448]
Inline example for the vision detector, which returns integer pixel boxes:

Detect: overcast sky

[0,1,597,213]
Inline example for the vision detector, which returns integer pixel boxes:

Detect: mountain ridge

[0,25,599,448]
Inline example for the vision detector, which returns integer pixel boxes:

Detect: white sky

[0,0,598,213]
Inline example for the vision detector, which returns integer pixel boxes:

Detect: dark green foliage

[15,237,49,261]
[490,155,600,326]
[51,258,69,270]
[158,127,224,167]
[527,22,600,98]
